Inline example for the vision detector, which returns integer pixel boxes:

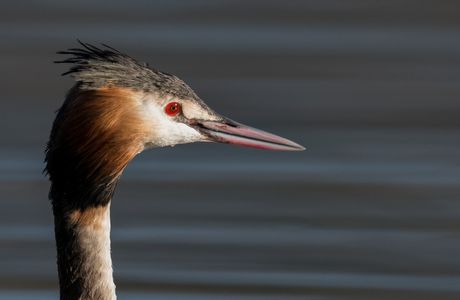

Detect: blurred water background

[1,1,460,299]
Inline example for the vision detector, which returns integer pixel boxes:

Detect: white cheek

[141,101,203,147]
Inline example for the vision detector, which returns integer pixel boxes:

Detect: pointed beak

[189,118,305,151]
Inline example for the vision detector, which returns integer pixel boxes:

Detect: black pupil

[171,104,177,111]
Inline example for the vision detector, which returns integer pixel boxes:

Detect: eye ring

[165,102,182,116]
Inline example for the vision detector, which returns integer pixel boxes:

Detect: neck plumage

[45,85,145,300]
[52,202,116,300]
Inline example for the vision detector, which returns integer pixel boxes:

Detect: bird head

[54,42,304,155]
[46,42,304,206]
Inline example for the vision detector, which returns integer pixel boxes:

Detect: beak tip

[286,142,306,151]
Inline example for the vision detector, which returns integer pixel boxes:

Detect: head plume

[56,40,199,100]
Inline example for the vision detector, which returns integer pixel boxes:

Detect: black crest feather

[56,40,199,99]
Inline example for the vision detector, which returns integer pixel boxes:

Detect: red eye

[164,102,182,116]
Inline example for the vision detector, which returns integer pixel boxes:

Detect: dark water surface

[1,1,460,299]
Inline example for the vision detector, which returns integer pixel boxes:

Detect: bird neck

[53,203,116,300]
[45,86,146,299]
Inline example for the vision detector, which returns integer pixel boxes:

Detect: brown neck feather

[46,85,145,208]
[45,84,146,299]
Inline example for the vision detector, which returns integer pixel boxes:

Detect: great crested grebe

[45,41,304,300]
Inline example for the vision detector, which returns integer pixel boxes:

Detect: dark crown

[56,40,199,100]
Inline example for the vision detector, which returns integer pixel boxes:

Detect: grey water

[1,1,460,299]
